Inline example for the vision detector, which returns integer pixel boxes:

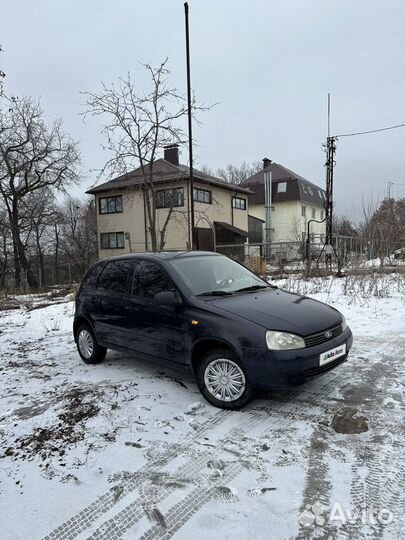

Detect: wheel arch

[190,337,240,376]
[73,316,95,342]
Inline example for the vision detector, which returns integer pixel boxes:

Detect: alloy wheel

[204,358,246,402]
[78,329,94,359]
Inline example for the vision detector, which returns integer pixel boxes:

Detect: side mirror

[154,290,180,306]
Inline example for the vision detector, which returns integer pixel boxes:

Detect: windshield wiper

[197,290,233,296]
[234,285,270,293]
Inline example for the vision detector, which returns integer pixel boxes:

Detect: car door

[125,259,190,365]
[77,262,105,334]
[95,259,133,347]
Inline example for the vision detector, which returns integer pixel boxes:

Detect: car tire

[76,323,106,364]
[196,348,254,409]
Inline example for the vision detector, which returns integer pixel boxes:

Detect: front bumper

[241,327,353,390]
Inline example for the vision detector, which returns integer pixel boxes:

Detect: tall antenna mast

[327,92,331,138]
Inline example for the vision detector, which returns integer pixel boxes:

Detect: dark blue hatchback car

[74,251,353,409]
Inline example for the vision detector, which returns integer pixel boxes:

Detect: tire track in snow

[41,407,231,540]
[80,409,272,540]
[339,337,405,539]
[341,340,405,539]
[120,376,352,540]
[295,427,333,540]
[296,335,405,540]
[42,358,350,540]
[138,461,243,540]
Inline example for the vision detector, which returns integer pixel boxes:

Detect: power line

[334,123,405,138]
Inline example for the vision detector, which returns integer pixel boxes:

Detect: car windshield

[169,254,270,296]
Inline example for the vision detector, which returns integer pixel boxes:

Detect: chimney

[262,157,272,169]
[164,144,179,166]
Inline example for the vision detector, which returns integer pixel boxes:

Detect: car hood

[210,288,342,336]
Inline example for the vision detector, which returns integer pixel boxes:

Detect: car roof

[98,250,221,264]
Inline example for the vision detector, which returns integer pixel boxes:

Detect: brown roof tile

[242,162,326,206]
[86,159,251,195]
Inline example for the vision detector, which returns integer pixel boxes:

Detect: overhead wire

[334,123,405,138]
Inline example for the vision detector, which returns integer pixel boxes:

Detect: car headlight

[266,331,305,351]
[341,315,347,331]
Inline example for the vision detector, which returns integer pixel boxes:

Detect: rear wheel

[76,323,106,364]
[196,348,254,409]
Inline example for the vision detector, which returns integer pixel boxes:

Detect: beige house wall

[152,181,189,251]
[249,201,326,243]
[96,188,145,259]
[95,180,249,257]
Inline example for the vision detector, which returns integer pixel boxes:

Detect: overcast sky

[1,0,404,220]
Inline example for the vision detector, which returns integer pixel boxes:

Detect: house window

[312,208,316,219]
[193,188,212,204]
[277,182,287,193]
[302,205,306,217]
[99,195,123,214]
[156,187,184,209]
[100,232,125,249]
[232,197,246,210]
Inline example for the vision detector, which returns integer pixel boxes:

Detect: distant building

[242,158,327,244]
[87,145,250,257]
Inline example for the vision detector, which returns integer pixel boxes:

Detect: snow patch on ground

[0,275,404,539]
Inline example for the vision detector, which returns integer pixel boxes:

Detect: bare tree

[334,215,358,237]
[0,207,11,289]
[0,95,80,288]
[20,188,58,287]
[52,208,64,282]
[59,196,97,280]
[360,196,405,266]
[0,44,5,95]
[83,59,208,251]
[216,161,262,185]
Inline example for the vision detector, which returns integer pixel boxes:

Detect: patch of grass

[11,388,100,460]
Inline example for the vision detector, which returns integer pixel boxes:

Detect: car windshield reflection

[169,254,270,296]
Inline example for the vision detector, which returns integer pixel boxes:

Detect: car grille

[305,355,347,377]
[304,323,343,348]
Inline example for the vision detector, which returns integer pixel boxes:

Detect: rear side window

[132,260,176,299]
[97,260,132,293]
[81,263,104,290]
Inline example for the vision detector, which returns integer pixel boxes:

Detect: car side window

[132,260,176,299]
[97,260,132,294]
[81,263,104,289]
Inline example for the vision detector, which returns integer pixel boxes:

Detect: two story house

[87,145,250,258]
[242,158,327,245]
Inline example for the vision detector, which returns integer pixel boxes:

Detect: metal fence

[216,236,405,272]
[1,262,83,293]
[2,235,404,293]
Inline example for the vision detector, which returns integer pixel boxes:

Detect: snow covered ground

[0,274,404,540]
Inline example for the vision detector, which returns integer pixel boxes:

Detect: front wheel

[76,323,106,364]
[196,348,254,409]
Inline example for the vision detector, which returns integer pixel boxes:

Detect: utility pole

[318,94,341,273]
[325,135,337,250]
[323,133,341,271]
[184,2,195,249]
